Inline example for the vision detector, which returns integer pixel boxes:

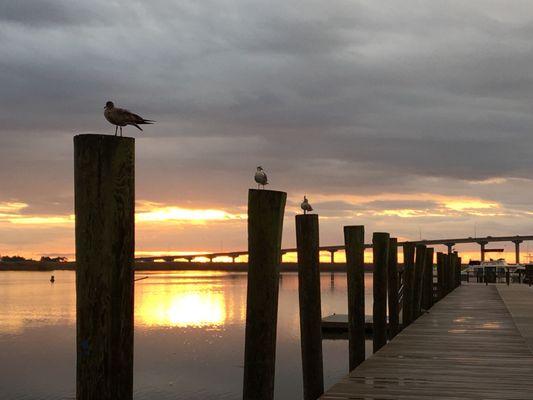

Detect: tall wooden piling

[74,134,135,400]
[243,189,286,400]
[448,253,456,291]
[436,252,444,300]
[454,252,460,289]
[456,256,462,287]
[296,214,324,400]
[387,238,400,339]
[344,225,365,370]
[422,248,434,310]
[402,243,416,327]
[373,232,389,353]
[413,244,427,318]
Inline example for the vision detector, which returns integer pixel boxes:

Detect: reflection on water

[0,270,374,399]
[135,272,246,329]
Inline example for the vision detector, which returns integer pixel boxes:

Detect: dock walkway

[321,285,533,399]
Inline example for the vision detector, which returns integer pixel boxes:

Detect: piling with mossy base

[74,134,135,400]
[243,189,286,400]
[296,214,324,400]
[344,225,365,370]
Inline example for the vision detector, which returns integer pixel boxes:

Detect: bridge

[135,234,533,264]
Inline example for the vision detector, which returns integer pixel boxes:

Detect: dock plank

[321,285,533,399]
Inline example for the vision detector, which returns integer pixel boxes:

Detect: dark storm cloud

[2,0,533,218]
[0,0,111,27]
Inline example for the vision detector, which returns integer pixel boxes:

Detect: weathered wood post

[452,252,459,289]
[402,243,416,327]
[296,214,324,400]
[449,253,457,291]
[387,238,400,339]
[243,189,286,400]
[413,244,427,318]
[422,248,434,311]
[456,256,462,287]
[373,232,389,353]
[74,134,135,400]
[344,225,365,370]
[506,268,510,286]
[436,252,444,300]
[443,254,448,294]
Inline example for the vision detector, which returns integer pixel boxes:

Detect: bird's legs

[120,126,123,137]
[114,125,118,136]
[304,209,307,215]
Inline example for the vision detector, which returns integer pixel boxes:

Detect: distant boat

[466,258,520,273]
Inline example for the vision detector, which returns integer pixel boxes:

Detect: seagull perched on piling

[254,166,268,189]
[301,196,313,214]
[104,101,154,136]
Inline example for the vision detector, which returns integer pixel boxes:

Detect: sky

[2,1,533,261]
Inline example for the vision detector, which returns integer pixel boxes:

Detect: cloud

[3,1,533,257]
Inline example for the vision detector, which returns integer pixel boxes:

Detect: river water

[0,271,374,399]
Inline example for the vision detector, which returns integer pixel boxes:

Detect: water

[0,271,374,399]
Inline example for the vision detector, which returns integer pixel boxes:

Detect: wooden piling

[74,134,135,400]
[373,232,389,353]
[506,268,510,286]
[453,252,459,289]
[456,256,462,287]
[387,238,400,340]
[436,252,444,300]
[243,189,286,400]
[448,253,456,291]
[402,243,416,327]
[295,214,324,400]
[344,225,365,370]
[413,244,427,318]
[422,248,434,311]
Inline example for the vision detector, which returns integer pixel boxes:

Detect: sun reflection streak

[137,291,226,328]
[135,272,246,329]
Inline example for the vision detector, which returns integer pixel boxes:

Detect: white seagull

[104,101,154,136]
[254,166,268,189]
[301,196,313,214]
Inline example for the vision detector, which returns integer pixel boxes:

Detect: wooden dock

[321,284,533,399]
[322,314,403,335]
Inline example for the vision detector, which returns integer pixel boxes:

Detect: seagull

[254,166,268,189]
[104,101,154,136]
[301,196,313,214]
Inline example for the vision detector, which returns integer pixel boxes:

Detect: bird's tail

[139,119,155,124]
[133,124,143,131]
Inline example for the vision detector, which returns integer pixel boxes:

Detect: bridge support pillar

[445,243,455,255]
[329,249,337,264]
[513,240,523,264]
[477,241,488,262]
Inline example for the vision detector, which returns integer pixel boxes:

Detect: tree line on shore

[0,255,68,263]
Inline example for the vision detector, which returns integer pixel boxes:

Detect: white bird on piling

[254,166,268,189]
[301,196,313,214]
[104,101,154,137]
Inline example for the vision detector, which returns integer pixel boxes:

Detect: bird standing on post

[301,196,313,214]
[254,166,268,189]
[104,101,154,136]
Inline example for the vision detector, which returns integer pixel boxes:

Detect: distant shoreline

[0,261,389,272]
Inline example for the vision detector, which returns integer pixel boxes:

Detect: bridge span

[135,234,533,264]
